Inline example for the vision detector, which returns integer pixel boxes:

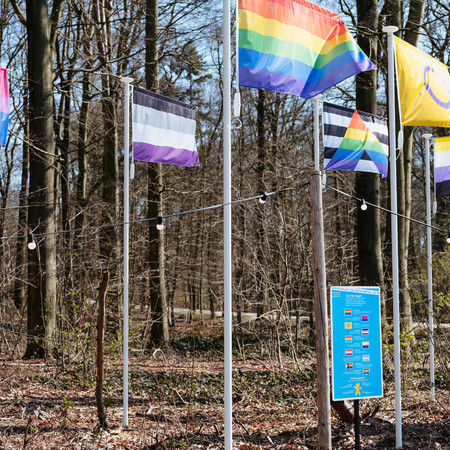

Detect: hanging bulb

[27,233,37,250]
[361,199,368,211]
[156,216,164,231]
[259,193,268,204]
[447,232,450,244]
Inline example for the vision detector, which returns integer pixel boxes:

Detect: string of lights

[2,182,310,243]
[323,183,449,235]
[1,180,448,246]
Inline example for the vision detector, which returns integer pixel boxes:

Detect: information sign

[331,286,383,401]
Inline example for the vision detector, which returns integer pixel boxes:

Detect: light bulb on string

[27,233,37,250]
[156,216,165,231]
[361,199,368,211]
[259,192,268,204]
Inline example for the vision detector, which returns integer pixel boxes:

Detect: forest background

[0,0,449,448]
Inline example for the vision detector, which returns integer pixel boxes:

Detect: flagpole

[423,133,435,401]
[223,0,233,448]
[121,76,133,427]
[383,26,402,449]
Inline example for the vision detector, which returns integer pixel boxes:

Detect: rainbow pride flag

[238,0,376,98]
[323,102,388,178]
[0,68,9,146]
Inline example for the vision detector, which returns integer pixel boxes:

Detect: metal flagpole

[223,0,233,448]
[121,76,133,427]
[383,26,402,448]
[423,133,435,401]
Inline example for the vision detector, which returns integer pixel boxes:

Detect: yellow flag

[395,37,450,127]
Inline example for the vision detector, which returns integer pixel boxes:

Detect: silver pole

[121,76,133,427]
[383,25,402,448]
[223,0,233,448]
[423,133,435,401]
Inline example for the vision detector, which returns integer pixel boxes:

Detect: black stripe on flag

[133,86,196,120]
[323,102,353,119]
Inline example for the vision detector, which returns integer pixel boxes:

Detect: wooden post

[96,270,109,428]
[310,171,332,449]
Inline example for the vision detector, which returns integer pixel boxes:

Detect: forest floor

[0,319,449,449]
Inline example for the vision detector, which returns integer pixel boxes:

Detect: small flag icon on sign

[362,355,370,362]
[346,362,353,370]
[344,309,352,316]
[345,322,352,329]
[363,368,370,375]
[362,341,369,349]
[361,315,369,322]
[362,328,369,335]
[345,349,353,356]
[345,336,353,342]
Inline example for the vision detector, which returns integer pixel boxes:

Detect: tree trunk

[96,271,109,428]
[24,0,58,358]
[146,0,169,346]
[94,0,119,264]
[355,0,385,323]
[14,102,29,311]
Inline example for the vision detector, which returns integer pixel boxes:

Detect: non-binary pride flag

[395,37,450,127]
[434,137,450,198]
[132,87,199,167]
[0,68,9,146]
[323,102,388,178]
[238,0,376,98]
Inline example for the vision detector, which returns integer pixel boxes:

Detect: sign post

[331,286,383,447]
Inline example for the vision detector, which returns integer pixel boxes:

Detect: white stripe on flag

[133,103,196,137]
[133,122,197,152]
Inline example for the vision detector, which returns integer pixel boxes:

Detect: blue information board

[331,286,383,401]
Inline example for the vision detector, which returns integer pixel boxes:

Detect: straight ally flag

[323,102,389,178]
[132,87,199,167]
[238,0,376,98]
[395,37,450,127]
[434,137,450,197]
[0,68,9,146]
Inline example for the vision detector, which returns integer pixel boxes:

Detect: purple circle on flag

[423,66,450,109]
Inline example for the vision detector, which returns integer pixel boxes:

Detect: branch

[9,0,26,27]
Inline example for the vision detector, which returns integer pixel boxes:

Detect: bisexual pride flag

[323,102,388,178]
[0,68,9,146]
[132,87,199,167]
[434,137,450,198]
[238,0,376,98]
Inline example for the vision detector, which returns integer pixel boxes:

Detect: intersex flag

[323,102,388,178]
[132,87,199,167]
[238,0,376,98]
[395,37,450,127]
[434,137,450,197]
[0,68,9,146]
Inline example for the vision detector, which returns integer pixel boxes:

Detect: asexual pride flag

[132,87,199,167]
